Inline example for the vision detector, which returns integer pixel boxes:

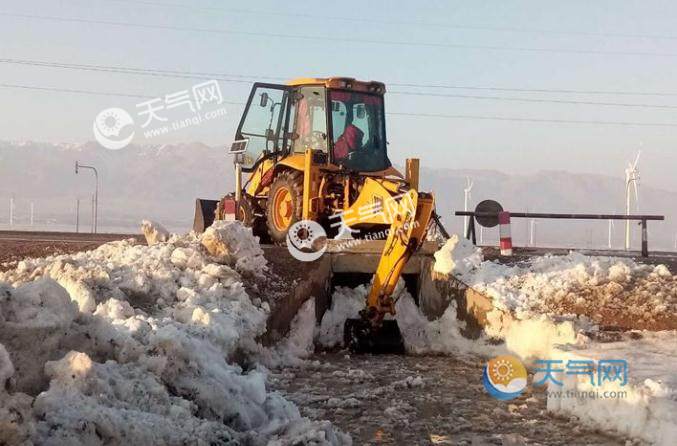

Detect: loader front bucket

[193,199,219,233]
[344,318,405,354]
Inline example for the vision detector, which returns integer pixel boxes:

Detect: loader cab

[234,78,391,173]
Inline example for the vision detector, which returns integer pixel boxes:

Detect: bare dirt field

[0,231,143,271]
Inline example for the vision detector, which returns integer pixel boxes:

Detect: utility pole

[76,198,80,233]
[75,162,99,233]
[608,220,614,249]
[529,219,537,247]
[30,201,34,226]
[91,194,95,233]
[9,196,14,227]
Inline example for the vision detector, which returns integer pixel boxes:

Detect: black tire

[238,196,270,244]
[237,196,256,226]
[266,170,304,244]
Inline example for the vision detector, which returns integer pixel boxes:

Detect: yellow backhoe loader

[194,77,445,352]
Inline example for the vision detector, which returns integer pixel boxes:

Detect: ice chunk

[433,234,483,278]
[141,219,170,245]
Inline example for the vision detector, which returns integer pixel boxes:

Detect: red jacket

[333,124,363,160]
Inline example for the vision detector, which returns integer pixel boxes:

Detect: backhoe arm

[364,189,435,325]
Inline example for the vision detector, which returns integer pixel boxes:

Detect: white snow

[275,298,318,364]
[141,219,170,245]
[319,281,488,356]
[0,221,349,445]
[461,251,676,321]
[433,234,483,277]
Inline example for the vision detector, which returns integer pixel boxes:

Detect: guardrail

[455,210,665,257]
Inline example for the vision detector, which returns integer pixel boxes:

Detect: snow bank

[0,221,348,445]
[429,236,677,445]
[463,251,676,322]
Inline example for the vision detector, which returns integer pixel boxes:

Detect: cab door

[235,83,292,169]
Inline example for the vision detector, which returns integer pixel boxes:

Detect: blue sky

[2,0,677,190]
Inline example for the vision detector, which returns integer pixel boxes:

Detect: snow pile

[0,221,349,445]
[433,234,483,277]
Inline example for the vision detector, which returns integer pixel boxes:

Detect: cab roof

[286,77,386,94]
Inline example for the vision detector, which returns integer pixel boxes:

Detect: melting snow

[0,221,349,445]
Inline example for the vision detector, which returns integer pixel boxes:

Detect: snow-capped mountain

[0,140,674,250]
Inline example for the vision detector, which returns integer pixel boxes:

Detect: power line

[3,12,677,57]
[2,82,676,127]
[388,111,677,127]
[3,58,677,109]
[0,83,245,104]
[6,57,677,98]
[388,82,677,97]
[389,90,677,110]
[0,83,154,99]
[0,58,270,84]
[103,0,677,42]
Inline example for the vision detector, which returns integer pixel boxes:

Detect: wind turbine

[463,177,473,237]
[624,151,641,250]
[529,219,537,247]
[608,220,615,249]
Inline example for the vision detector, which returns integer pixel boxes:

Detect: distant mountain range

[0,141,674,251]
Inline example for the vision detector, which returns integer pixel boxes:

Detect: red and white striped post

[499,211,513,256]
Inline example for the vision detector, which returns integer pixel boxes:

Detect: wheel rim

[272,187,293,231]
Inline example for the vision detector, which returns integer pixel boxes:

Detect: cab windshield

[329,90,390,172]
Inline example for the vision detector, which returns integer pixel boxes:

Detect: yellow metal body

[238,76,436,325]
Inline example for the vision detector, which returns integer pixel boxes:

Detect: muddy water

[270,353,639,446]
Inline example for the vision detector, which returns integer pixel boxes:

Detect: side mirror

[355,104,366,119]
[260,92,269,107]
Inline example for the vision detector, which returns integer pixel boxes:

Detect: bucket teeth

[344,319,405,354]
